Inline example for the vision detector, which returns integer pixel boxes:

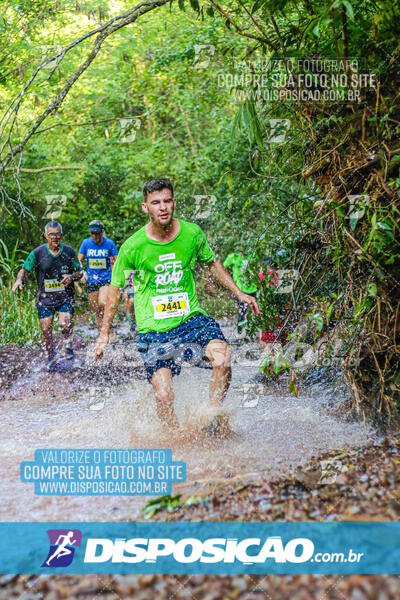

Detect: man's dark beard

[156,214,173,229]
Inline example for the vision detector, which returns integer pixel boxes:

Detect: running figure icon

[45,531,77,566]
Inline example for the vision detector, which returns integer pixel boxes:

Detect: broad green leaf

[342,0,354,18]
[335,206,346,217]
[311,313,323,331]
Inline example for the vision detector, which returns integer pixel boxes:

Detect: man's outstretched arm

[206,259,260,316]
[94,284,121,360]
[12,268,29,293]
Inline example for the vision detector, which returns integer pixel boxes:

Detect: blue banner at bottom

[0,522,399,574]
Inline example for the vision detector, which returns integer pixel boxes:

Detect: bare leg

[97,285,109,317]
[98,285,118,341]
[59,312,73,351]
[205,339,231,407]
[128,298,135,319]
[124,294,135,319]
[151,368,179,428]
[123,293,129,314]
[40,316,55,355]
[88,288,104,331]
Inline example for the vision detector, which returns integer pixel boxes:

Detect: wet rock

[138,574,157,587]
[373,436,387,446]
[0,575,18,587]
[335,473,348,485]
[258,500,272,511]
[347,506,361,515]
[326,513,337,521]
[292,470,322,487]
[349,589,368,600]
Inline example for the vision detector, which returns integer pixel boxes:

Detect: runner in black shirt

[12,221,83,364]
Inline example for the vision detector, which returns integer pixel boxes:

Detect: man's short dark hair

[143,177,174,200]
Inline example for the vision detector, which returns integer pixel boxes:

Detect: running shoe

[64,347,74,360]
[46,350,58,371]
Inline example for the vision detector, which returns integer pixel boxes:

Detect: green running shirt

[111,219,215,333]
[223,252,257,294]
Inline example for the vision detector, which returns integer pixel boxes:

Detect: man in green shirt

[12,221,83,365]
[95,177,259,433]
[223,249,258,334]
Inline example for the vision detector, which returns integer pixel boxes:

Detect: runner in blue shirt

[78,220,118,334]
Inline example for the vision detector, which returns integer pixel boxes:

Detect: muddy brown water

[0,321,375,521]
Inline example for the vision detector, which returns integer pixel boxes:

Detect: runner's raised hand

[61,274,73,286]
[238,291,260,316]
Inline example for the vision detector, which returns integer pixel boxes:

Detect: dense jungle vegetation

[0,0,399,422]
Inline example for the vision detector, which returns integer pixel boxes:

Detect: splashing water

[0,323,375,521]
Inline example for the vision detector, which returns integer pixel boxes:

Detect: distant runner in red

[259,265,288,352]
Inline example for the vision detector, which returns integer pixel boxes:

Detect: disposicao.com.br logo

[83,536,363,565]
[42,529,82,567]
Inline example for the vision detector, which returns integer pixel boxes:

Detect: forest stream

[0,319,375,522]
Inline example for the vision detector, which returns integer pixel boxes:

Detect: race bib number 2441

[152,292,190,320]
